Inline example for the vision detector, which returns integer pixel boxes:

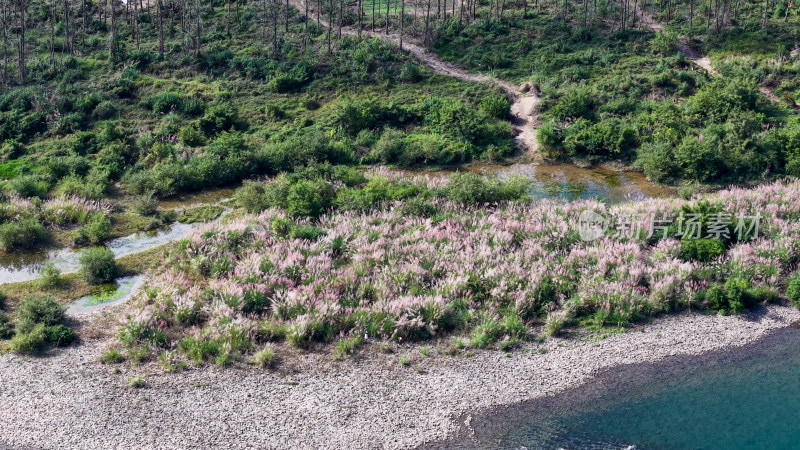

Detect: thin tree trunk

[338,0,342,39]
[81,0,86,49]
[158,0,165,55]
[327,0,333,51]
[372,0,375,31]
[424,0,430,44]
[272,0,279,55]
[195,0,201,56]
[357,0,362,40]
[761,0,769,28]
[1,0,8,85]
[18,0,25,83]
[286,0,290,32]
[386,0,390,33]
[304,0,309,47]
[400,0,404,49]
[63,0,70,58]
[49,0,55,67]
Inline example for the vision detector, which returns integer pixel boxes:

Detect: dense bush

[79,247,118,284]
[0,218,49,251]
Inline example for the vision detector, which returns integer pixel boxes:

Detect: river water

[442,326,800,449]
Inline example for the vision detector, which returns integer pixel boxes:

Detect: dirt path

[635,6,718,76]
[293,0,540,154]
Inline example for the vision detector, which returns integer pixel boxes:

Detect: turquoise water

[461,328,800,449]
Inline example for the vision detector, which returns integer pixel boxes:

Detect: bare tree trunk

[81,0,86,49]
[424,0,431,44]
[1,0,8,85]
[110,0,117,62]
[49,0,55,67]
[689,0,694,33]
[272,0,279,55]
[761,0,768,28]
[400,0,404,49]
[357,0,362,40]
[18,0,25,83]
[63,0,70,58]
[195,0,201,56]
[304,0,309,47]
[372,0,375,31]
[338,0,342,39]
[386,0,390,33]
[158,0,165,55]
[327,0,333,51]
[286,0,290,32]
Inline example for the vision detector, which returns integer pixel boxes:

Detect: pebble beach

[2,305,799,449]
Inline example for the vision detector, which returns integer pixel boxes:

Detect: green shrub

[438,173,529,204]
[399,197,437,217]
[680,238,725,262]
[480,96,510,119]
[9,323,47,354]
[652,32,679,56]
[45,324,77,347]
[75,213,112,244]
[289,225,327,240]
[100,348,126,364]
[131,192,159,216]
[9,175,50,198]
[234,181,269,213]
[94,101,118,120]
[0,311,13,339]
[149,92,182,114]
[36,264,62,290]
[635,142,681,183]
[179,125,205,146]
[286,179,335,218]
[333,335,363,359]
[0,218,49,251]
[252,346,279,368]
[786,273,800,307]
[79,247,118,284]
[399,62,423,82]
[16,295,66,327]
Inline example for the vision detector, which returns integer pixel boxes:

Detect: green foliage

[16,295,66,328]
[437,172,529,204]
[0,218,49,251]
[705,278,758,315]
[0,311,14,340]
[652,32,679,56]
[9,175,50,198]
[100,348,126,364]
[252,346,279,368]
[45,325,77,347]
[480,96,510,119]
[36,264,62,290]
[9,323,47,354]
[787,273,800,307]
[79,247,118,285]
[74,213,112,245]
[680,238,725,262]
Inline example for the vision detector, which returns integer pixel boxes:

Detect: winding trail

[636,7,717,75]
[293,0,540,154]
[637,7,800,112]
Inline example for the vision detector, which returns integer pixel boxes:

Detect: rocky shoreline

[2,305,799,449]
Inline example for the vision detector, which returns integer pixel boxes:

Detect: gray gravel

[1,306,799,449]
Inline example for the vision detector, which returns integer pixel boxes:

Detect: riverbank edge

[425,309,800,448]
[1,305,800,449]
